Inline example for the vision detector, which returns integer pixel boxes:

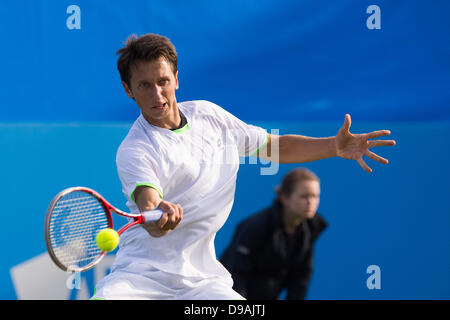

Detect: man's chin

[142,107,168,119]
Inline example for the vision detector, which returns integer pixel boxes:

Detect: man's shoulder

[179,100,221,114]
[118,119,147,149]
[116,118,157,162]
[179,99,216,107]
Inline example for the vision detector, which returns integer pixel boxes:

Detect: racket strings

[48,191,109,270]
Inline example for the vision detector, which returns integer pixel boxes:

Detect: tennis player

[91,34,395,300]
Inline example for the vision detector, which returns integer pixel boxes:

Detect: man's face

[122,57,179,127]
[281,180,320,220]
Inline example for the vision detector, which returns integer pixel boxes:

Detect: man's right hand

[134,186,183,238]
[142,200,183,237]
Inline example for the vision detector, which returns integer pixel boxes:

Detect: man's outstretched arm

[257,114,396,172]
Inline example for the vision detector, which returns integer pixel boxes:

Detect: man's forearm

[265,134,337,163]
[134,186,161,212]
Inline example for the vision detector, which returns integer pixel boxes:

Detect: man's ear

[175,71,179,90]
[122,81,134,99]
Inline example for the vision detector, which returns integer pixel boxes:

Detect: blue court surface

[1,122,449,299]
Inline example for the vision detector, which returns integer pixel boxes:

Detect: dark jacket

[220,200,327,300]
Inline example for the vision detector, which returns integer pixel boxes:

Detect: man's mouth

[153,102,168,110]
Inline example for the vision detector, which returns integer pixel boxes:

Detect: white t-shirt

[113,100,268,280]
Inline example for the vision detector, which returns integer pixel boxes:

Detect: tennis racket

[44,186,163,273]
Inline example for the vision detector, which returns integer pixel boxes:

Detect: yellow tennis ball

[96,228,119,252]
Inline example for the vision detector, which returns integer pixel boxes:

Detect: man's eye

[159,79,169,85]
[140,82,149,88]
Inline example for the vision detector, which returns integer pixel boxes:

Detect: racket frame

[44,186,149,273]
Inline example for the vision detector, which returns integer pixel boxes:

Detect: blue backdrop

[1,0,449,122]
[1,0,449,300]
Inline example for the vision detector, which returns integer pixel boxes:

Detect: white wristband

[141,209,164,223]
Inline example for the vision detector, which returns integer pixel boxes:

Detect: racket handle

[141,209,164,223]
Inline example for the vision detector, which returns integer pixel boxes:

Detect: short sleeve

[116,145,164,204]
[205,101,268,157]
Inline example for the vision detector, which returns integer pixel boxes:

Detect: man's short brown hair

[116,33,178,87]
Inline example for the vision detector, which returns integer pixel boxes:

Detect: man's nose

[150,85,164,99]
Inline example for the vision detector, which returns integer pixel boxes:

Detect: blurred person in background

[221,168,327,300]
